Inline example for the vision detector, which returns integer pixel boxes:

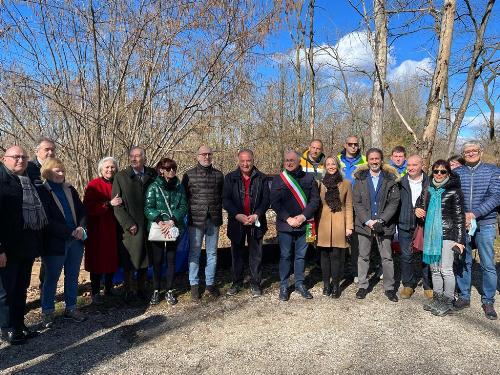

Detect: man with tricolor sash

[270,150,320,301]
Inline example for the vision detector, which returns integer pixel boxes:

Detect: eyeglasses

[198,153,212,157]
[160,166,176,172]
[432,169,448,175]
[463,149,480,156]
[347,143,359,147]
[4,155,28,161]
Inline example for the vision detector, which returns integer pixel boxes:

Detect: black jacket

[270,168,320,233]
[181,163,224,227]
[0,163,43,261]
[398,173,429,232]
[416,173,466,244]
[222,167,270,242]
[352,164,401,237]
[39,182,87,256]
[26,158,43,186]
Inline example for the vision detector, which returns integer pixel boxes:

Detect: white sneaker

[354,277,359,284]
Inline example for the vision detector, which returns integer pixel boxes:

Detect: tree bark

[421,0,456,168]
[307,0,315,138]
[371,0,387,148]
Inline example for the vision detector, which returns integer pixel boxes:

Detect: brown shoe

[423,289,434,299]
[400,287,414,299]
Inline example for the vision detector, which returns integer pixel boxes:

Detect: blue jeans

[188,218,219,286]
[41,240,84,313]
[456,224,497,304]
[278,231,308,288]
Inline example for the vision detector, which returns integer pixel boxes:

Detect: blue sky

[254,0,499,140]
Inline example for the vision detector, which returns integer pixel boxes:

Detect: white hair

[97,156,119,177]
[283,149,301,160]
[461,140,483,153]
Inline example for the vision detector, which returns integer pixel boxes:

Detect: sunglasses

[347,143,359,147]
[160,166,177,172]
[432,169,448,175]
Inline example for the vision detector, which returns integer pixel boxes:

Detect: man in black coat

[0,146,46,345]
[182,145,224,300]
[398,155,432,299]
[25,136,56,291]
[223,149,270,297]
[270,150,320,301]
[352,148,400,302]
[26,137,56,186]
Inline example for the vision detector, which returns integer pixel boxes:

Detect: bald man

[1,146,45,345]
[397,155,432,299]
[182,145,224,301]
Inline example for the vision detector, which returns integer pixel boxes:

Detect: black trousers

[90,273,114,295]
[319,247,345,286]
[151,241,177,291]
[0,258,34,330]
[231,229,263,287]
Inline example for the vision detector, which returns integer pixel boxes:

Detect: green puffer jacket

[144,176,188,233]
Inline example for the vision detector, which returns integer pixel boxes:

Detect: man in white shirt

[397,155,432,299]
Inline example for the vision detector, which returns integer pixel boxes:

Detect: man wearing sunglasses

[454,141,500,320]
[337,136,367,183]
[182,145,224,301]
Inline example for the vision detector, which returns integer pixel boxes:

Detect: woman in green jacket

[144,158,187,305]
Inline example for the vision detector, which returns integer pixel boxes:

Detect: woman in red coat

[83,157,122,304]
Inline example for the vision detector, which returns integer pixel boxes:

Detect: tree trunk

[371,0,387,149]
[307,0,315,138]
[421,0,456,168]
[446,0,495,157]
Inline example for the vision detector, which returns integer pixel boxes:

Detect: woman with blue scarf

[415,160,465,316]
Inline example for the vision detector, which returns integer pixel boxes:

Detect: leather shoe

[2,329,26,345]
[385,290,399,303]
[356,288,368,299]
[22,324,39,339]
[279,286,289,301]
[296,284,313,299]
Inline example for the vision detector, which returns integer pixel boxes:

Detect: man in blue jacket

[454,140,500,320]
[271,150,320,301]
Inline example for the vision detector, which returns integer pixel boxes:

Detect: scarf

[322,171,343,212]
[422,180,447,265]
[8,170,48,230]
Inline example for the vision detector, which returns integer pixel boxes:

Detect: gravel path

[1,271,499,375]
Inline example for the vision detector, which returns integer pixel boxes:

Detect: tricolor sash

[279,170,317,243]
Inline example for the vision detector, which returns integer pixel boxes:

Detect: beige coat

[316,179,353,248]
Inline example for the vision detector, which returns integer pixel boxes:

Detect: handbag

[147,188,179,242]
[411,223,424,253]
[411,188,428,253]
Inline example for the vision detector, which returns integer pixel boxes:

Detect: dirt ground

[1,244,499,375]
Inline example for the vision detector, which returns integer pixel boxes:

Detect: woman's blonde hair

[41,157,65,181]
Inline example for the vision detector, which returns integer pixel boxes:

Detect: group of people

[0,135,498,347]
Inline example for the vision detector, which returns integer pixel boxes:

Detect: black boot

[191,285,200,301]
[331,283,341,299]
[432,295,454,317]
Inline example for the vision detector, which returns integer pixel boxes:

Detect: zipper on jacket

[469,168,474,212]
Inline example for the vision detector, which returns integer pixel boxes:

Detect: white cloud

[388,57,433,82]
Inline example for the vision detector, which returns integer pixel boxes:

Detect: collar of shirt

[133,167,145,175]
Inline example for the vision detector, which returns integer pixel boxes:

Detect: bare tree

[307,0,316,138]
[446,0,496,157]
